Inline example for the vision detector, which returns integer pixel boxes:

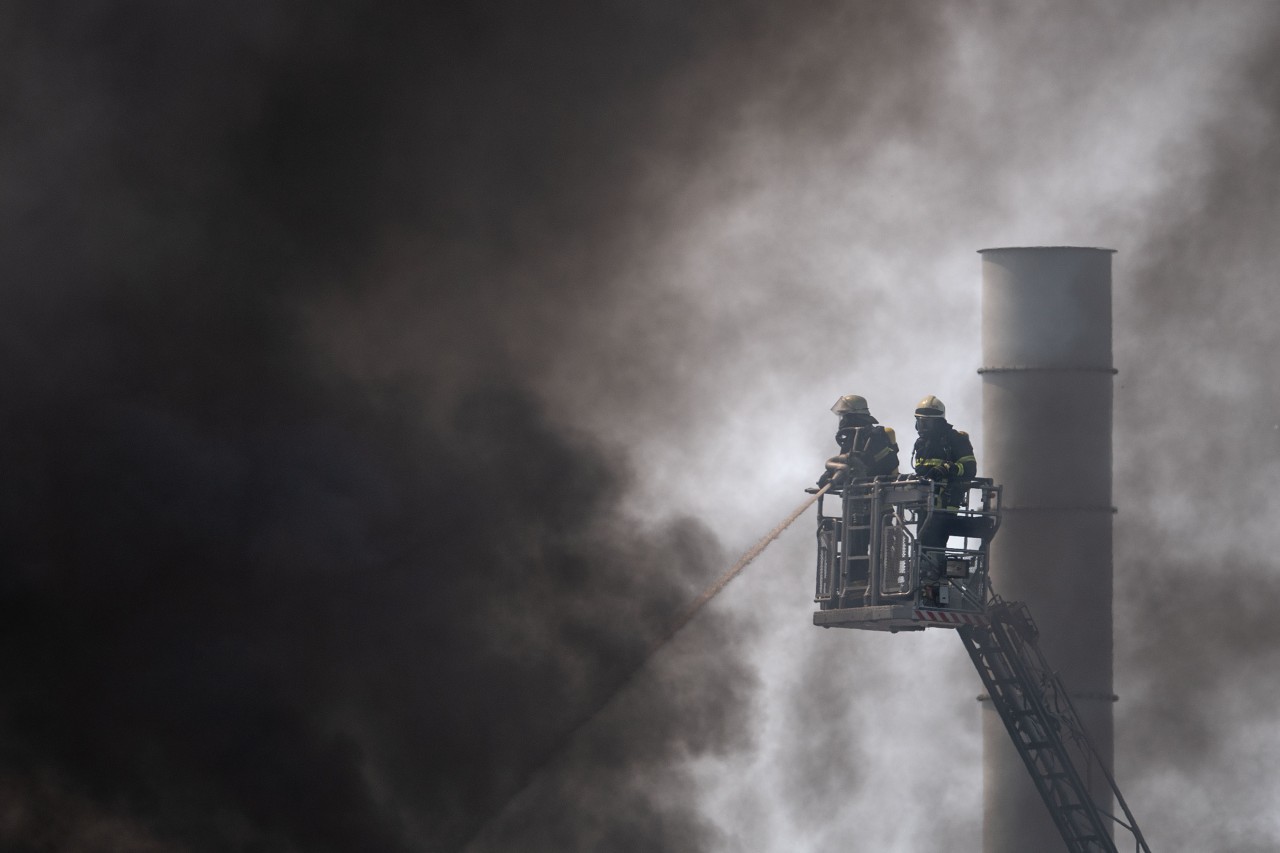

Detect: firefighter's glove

[927,463,953,480]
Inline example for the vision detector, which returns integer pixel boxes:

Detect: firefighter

[816,395,899,596]
[816,394,900,489]
[911,395,976,600]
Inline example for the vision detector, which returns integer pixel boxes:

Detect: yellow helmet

[914,395,946,418]
[831,394,877,423]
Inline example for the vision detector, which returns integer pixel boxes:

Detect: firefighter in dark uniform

[817,396,899,594]
[817,394,900,488]
[911,395,977,598]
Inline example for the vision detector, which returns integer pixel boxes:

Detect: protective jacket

[912,425,976,507]
[832,424,900,480]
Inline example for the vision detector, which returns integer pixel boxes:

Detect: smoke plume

[0,2,794,850]
[5,1,1280,851]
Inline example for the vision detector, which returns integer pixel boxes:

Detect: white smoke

[525,2,1280,850]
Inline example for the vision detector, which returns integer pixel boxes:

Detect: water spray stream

[662,483,830,645]
[463,484,830,850]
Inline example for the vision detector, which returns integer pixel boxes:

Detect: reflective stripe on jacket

[912,426,976,505]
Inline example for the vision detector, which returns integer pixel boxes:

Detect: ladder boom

[958,600,1151,853]
[808,475,1150,851]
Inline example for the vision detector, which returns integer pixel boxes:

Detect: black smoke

[0,2,790,850]
[9,1,1274,850]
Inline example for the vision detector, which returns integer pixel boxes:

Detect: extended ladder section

[958,600,1151,853]
[809,474,1150,851]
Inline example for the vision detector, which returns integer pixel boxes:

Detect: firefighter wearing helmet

[910,395,976,502]
[816,394,900,489]
[911,395,977,596]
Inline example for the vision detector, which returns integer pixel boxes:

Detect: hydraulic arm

[812,475,1150,851]
[958,599,1151,853]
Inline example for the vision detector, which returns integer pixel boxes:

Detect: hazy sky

[2,2,1278,851]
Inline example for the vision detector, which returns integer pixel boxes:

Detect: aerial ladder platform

[810,474,1151,853]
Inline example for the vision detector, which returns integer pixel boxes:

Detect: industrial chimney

[977,247,1117,851]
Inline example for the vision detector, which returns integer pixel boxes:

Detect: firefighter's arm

[952,430,977,478]
[817,452,866,486]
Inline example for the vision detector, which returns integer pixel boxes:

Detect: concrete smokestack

[977,247,1116,851]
